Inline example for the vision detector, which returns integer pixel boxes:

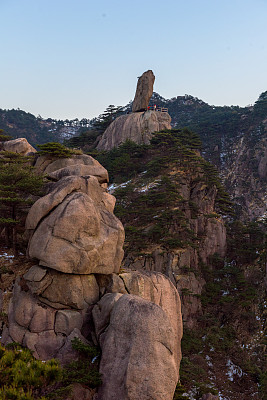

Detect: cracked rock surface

[2,150,183,399]
[2,155,124,361]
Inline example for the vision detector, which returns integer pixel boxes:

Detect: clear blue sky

[1,0,267,120]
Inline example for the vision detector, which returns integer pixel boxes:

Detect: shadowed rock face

[132,70,155,112]
[97,110,171,151]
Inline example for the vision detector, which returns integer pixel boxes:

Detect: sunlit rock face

[2,138,36,156]
[34,154,109,184]
[97,69,171,151]
[132,69,155,112]
[92,271,183,400]
[2,154,125,362]
[97,110,171,151]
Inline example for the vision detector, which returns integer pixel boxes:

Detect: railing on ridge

[147,106,168,113]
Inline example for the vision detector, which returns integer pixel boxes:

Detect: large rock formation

[2,150,183,400]
[96,70,172,151]
[26,175,124,274]
[97,110,171,151]
[95,270,182,368]
[34,154,108,184]
[93,292,181,400]
[1,154,124,360]
[2,138,36,155]
[132,70,155,112]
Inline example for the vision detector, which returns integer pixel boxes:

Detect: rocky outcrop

[26,175,124,274]
[93,293,180,400]
[224,123,267,220]
[1,155,124,361]
[96,271,182,368]
[34,154,108,184]
[2,268,99,360]
[24,265,99,310]
[96,70,171,151]
[132,70,155,112]
[2,138,36,155]
[123,226,225,329]
[2,145,183,399]
[97,110,171,151]
[97,271,182,364]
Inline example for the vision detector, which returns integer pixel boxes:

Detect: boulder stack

[2,154,125,361]
[2,139,183,398]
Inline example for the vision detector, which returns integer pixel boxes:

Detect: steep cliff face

[106,129,228,329]
[0,148,183,400]
[98,129,266,399]
[223,117,267,220]
[0,124,266,399]
[150,91,267,221]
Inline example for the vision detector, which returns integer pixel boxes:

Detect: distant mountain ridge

[2,91,267,220]
[1,91,265,150]
[155,91,267,220]
[0,108,91,145]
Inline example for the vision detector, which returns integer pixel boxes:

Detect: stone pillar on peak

[132,70,155,112]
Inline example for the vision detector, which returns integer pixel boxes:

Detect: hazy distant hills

[0,108,91,146]
[1,91,266,154]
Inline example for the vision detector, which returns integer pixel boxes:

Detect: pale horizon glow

[1,0,267,120]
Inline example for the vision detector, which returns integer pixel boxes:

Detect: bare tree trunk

[5,227,10,248]
[12,226,18,257]
[12,205,18,257]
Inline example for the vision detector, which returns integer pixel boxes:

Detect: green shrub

[37,142,80,158]
[173,383,190,399]
[0,344,61,400]
[60,338,102,388]
[71,338,100,358]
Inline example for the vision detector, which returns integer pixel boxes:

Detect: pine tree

[37,142,76,158]
[0,129,12,143]
[0,151,44,255]
[91,105,123,133]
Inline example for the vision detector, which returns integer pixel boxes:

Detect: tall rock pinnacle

[132,70,155,112]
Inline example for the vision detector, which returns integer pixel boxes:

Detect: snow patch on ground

[0,252,14,259]
[137,180,160,192]
[205,354,213,368]
[108,180,132,194]
[226,359,243,381]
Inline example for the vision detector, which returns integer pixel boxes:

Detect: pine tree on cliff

[91,105,123,133]
[0,151,44,255]
[0,129,12,142]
